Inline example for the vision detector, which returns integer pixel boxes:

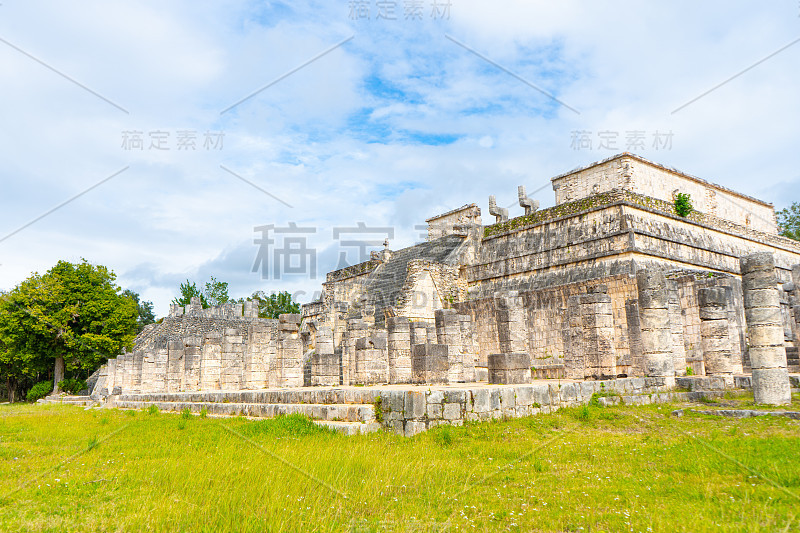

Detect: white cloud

[1,0,798,316]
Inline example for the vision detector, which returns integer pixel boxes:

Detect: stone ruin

[93,153,800,409]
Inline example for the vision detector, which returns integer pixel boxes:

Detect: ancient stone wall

[550,154,776,232]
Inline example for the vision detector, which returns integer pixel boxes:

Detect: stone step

[113,400,376,423]
[116,389,380,406]
[40,395,96,406]
[313,420,382,435]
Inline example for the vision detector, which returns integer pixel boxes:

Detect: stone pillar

[412,344,448,384]
[200,332,222,390]
[166,340,185,393]
[495,291,527,354]
[580,286,616,379]
[277,314,303,387]
[244,323,269,389]
[221,328,244,391]
[311,326,339,386]
[130,349,144,394]
[410,321,429,346]
[435,309,464,383]
[636,269,675,377]
[104,358,116,396]
[741,253,790,405]
[490,291,531,384]
[387,317,412,384]
[459,314,478,383]
[114,351,127,394]
[151,341,168,393]
[698,287,741,376]
[563,295,584,379]
[183,335,202,391]
[354,332,388,385]
[343,319,368,385]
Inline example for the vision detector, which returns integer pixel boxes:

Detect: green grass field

[1,396,798,532]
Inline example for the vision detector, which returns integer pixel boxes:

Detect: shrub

[27,381,53,402]
[685,366,695,376]
[181,408,192,420]
[58,378,87,395]
[674,193,693,217]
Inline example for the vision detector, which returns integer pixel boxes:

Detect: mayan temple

[88,153,800,434]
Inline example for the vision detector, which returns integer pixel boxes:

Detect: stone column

[166,340,185,393]
[495,291,527,353]
[354,333,388,385]
[343,319,368,385]
[489,291,531,384]
[741,253,790,405]
[200,332,222,390]
[636,269,675,377]
[410,321,429,346]
[698,287,742,376]
[387,317,412,384]
[459,314,478,383]
[183,335,202,392]
[221,328,244,391]
[311,326,339,386]
[131,349,144,394]
[151,341,168,393]
[277,314,303,387]
[580,286,616,379]
[435,309,464,383]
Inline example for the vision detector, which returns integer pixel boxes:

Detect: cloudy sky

[1,0,798,316]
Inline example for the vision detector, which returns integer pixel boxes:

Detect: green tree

[122,289,156,333]
[203,276,231,307]
[248,291,300,319]
[0,291,49,402]
[172,280,208,308]
[0,260,138,396]
[777,202,800,241]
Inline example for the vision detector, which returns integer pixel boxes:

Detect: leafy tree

[777,202,800,241]
[122,289,156,333]
[203,276,231,308]
[172,280,208,308]
[0,260,137,396]
[248,291,300,319]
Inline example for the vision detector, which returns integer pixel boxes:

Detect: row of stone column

[636,253,791,405]
[327,311,479,386]
[103,315,304,394]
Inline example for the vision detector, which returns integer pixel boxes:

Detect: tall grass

[0,399,798,532]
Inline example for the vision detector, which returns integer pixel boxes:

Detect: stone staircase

[110,389,382,435]
[786,347,800,373]
[363,235,466,322]
[38,394,98,406]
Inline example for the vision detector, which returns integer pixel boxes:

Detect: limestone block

[411,344,449,384]
[748,325,785,347]
[488,353,531,384]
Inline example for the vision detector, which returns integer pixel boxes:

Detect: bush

[58,378,87,395]
[27,381,53,402]
[674,193,693,217]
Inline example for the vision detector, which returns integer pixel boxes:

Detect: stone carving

[518,185,539,216]
[488,195,508,223]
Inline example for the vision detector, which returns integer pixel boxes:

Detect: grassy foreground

[0,397,798,532]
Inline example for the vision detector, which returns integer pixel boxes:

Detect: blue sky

[1,0,799,315]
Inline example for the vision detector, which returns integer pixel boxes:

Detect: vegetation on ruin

[777,201,800,241]
[0,260,138,402]
[246,290,301,319]
[1,397,798,532]
[674,192,693,217]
